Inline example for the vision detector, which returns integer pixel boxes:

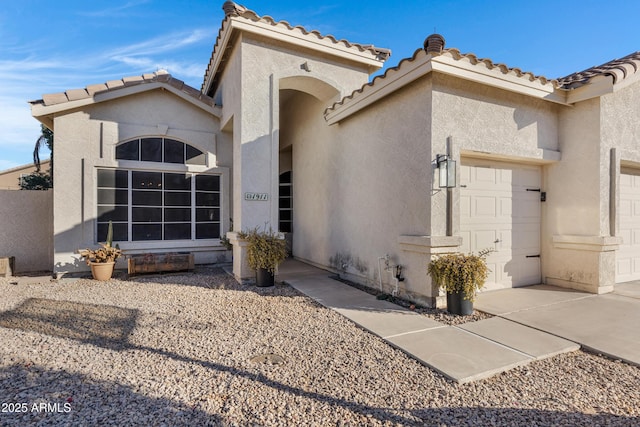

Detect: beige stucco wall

[542,80,640,293]
[51,89,226,275]
[216,33,374,233]
[280,76,435,303]
[280,67,567,304]
[0,190,53,272]
[0,160,51,190]
[431,73,561,249]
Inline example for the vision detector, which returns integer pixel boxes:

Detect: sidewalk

[278,260,578,384]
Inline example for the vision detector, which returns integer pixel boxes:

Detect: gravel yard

[0,268,639,426]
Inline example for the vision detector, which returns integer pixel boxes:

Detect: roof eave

[325,51,568,125]
[31,82,221,122]
[430,55,568,105]
[325,50,433,125]
[203,15,387,96]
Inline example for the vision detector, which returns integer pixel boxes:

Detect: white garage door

[616,169,640,283]
[460,159,542,291]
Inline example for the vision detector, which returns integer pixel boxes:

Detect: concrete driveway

[474,283,640,367]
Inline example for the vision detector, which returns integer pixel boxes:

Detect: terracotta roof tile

[86,83,108,96]
[33,71,216,109]
[203,2,390,92]
[41,92,70,106]
[325,46,558,116]
[122,75,144,85]
[65,88,90,101]
[106,79,125,90]
[558,51,640,88]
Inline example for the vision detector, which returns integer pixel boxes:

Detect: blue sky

[1,0,639,170]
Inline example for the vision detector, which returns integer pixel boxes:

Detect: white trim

[231,19,384,68]
[203,16,386,93]
[325,51,571,125]
[31,83,221,118]
[552,235,622,252]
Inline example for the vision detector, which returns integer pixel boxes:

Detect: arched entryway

[277,75,340,258]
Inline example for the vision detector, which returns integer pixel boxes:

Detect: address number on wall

[244,192,269,201]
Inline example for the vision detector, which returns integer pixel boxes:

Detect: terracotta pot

[90,261,115,281]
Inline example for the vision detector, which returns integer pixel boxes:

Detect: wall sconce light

[436,154,456,188]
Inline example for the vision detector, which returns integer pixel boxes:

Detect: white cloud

[106,29,212,60]
[77,0,152,18]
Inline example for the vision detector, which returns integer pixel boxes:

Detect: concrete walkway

[475,283,640,367]
[277,260,578,384]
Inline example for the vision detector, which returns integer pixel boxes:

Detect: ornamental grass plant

[427,249,492,302]
[239,227,287,274]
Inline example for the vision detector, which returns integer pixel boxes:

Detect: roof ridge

[223,2,390,58]
[34,70,215,108]
[202,1,390,92]
[325,46,558,117]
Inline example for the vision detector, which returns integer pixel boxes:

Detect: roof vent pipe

[424,34,445,55]
[222,1,247,17]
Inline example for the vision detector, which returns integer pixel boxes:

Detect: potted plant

[239,227,287,287]
[78,221,123,281]
[427,249,492,315]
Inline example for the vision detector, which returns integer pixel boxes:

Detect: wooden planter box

[0,256,15,277]
[127,253,194,276]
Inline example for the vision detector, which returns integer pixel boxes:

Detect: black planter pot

[256,268,275,287]
[446,291,473,316]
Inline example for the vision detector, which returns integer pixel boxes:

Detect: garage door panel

[620,200,632,216]
[459,231,471,253]
[473,196,497,217]
[515,169,541,187]
[473,229,498,250]
[461,159,541,290]
[499,197,512,217]
[617,258,631,276]
[617,171,640,282]
[475,167,498,184]
[619,228,632,246]
[518,258,542,286]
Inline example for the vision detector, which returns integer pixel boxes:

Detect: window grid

[279,171,292,233]
[97,169,220,243]
[115,138,206,166]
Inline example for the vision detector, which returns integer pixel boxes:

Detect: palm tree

[33,124,53,181]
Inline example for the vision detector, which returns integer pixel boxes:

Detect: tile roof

[31,70,215,108]
[202,1,391,93]
[325,46,558,116]
[557,51,640,89]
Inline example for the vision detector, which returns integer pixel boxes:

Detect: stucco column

[227,232,253,282]
[230,74,280,281]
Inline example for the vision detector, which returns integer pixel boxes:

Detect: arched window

[116,137,206,165]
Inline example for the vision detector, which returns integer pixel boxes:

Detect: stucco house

[30,1,640,306]
[0,159,51,190]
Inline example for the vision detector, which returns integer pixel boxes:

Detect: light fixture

[436,154,456,188]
